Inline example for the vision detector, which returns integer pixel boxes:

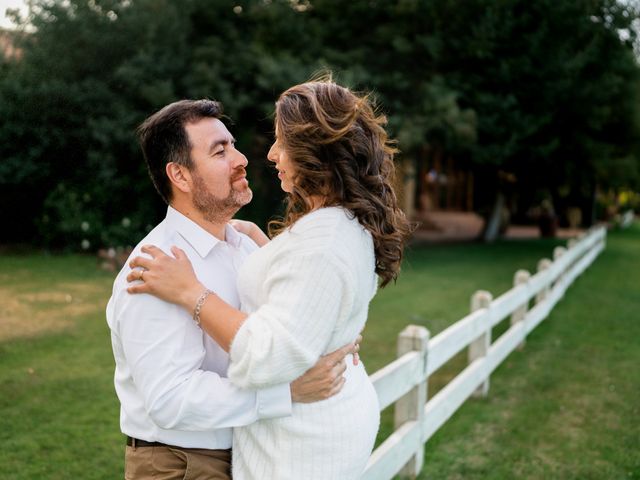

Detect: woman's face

[267,128,296,193]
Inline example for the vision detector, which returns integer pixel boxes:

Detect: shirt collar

[165,206,240,258]
[224,222,242,248]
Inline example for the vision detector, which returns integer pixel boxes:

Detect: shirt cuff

[255,383,292,420]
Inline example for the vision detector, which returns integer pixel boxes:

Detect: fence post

[535,258,552,304]
[394,324,430,479]
[598,226,607,250]
[510,269,530,350]
[553,246,567,296]
[553,246,567,261]
[468,290,492,397]
[567,238,578,249]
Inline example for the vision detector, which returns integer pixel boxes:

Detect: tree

[430,0,640,236]
[1,0,638,249]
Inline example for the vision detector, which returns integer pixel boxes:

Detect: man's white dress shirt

[106,206,291,449]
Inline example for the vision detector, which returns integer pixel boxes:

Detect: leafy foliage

[1,0,639,248]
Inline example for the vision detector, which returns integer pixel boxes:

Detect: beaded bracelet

[193,289,214,326]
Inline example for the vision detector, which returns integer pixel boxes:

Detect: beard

[191,169,253,223]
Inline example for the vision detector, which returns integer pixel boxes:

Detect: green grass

[0,255,122,479]
[0,226,638,479]
[414,225,640,480]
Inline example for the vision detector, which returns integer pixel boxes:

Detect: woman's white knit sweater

[228,207,380,479]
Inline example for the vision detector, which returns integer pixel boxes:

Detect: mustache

[231,167,247,182]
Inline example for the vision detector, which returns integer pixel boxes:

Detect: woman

[127,79,411,479]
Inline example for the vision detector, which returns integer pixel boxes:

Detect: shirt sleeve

[228,250,354,389]
[111,287,291,431]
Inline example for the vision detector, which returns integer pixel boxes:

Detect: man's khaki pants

[125,445,231,480]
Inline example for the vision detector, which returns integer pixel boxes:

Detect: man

[106,99,355,479]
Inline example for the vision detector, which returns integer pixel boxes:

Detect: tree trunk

[482,191,505,243]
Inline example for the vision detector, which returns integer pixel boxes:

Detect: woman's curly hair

[269,78,412,287]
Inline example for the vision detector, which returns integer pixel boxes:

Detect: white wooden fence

[362,226,607,480]
[620,210,635,229]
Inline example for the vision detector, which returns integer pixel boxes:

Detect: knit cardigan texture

[228,207,380,479]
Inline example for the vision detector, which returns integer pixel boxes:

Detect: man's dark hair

[136,99,223,204]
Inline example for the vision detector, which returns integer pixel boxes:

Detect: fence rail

[363,226,607,480]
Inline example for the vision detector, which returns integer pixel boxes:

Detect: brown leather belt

[126,436,170,448]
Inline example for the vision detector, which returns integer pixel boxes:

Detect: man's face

[184,118,253,223]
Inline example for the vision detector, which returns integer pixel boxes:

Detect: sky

[0,0,27,29]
